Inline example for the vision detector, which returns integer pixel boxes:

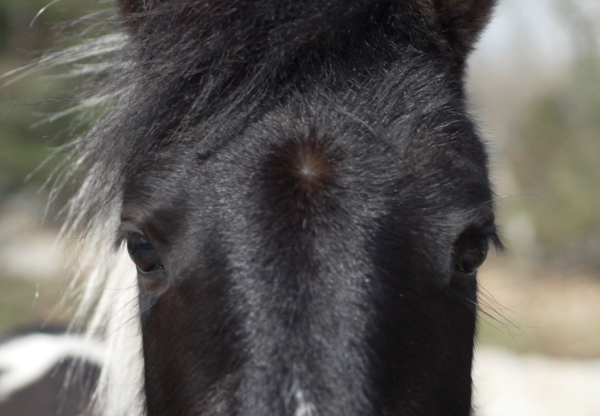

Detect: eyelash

[449,224,502,288]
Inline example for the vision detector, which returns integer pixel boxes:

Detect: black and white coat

[5,1,500,415]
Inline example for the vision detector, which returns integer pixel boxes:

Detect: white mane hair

[4,9,145,416]
[76,243,144,416]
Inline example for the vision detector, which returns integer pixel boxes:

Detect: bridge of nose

[205,130,387,416]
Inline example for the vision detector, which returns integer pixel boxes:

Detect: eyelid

[453,219,504,255]
[479,222,504,253]
[115,221,146,250]
[475,207,503,246]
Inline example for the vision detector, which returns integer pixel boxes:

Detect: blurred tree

[510,60,600,270]
[552,0,600,58]
[0,0,104,198]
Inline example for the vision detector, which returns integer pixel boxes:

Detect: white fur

[1,34,125,86]
[0,333,104,402]
[293,386,316,416]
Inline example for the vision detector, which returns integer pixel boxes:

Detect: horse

[6,0,502,415]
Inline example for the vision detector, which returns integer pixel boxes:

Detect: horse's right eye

[126,233,162,273]
[454,237,489,276]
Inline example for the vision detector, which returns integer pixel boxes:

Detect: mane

[4,9,144,416]
[4,1,496,415]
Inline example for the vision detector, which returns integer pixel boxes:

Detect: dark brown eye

[455,237,489,276]
[127,233,162,273]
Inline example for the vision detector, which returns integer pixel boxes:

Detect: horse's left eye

[454,238,489,276]
[127,233,162,273]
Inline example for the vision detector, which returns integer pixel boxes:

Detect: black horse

[10,0,502,415]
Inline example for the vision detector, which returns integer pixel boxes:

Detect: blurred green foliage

[510,60,600,270]
[0,277,70,334]
[0,0,104,197]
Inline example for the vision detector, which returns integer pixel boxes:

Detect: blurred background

[469,0,600,358]
[0,0,101,337]
[0,0,599,414]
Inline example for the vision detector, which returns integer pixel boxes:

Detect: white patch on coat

[294,387,316,416]
[0,333,104,402]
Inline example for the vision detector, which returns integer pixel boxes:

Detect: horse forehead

[186,140,487,250]
[124,80,489,230]
[130,120,487,217]
[212,116,487,207]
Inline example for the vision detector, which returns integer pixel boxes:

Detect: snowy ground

[475,347,600,416]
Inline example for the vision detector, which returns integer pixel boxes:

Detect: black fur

[66,0,499,415]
